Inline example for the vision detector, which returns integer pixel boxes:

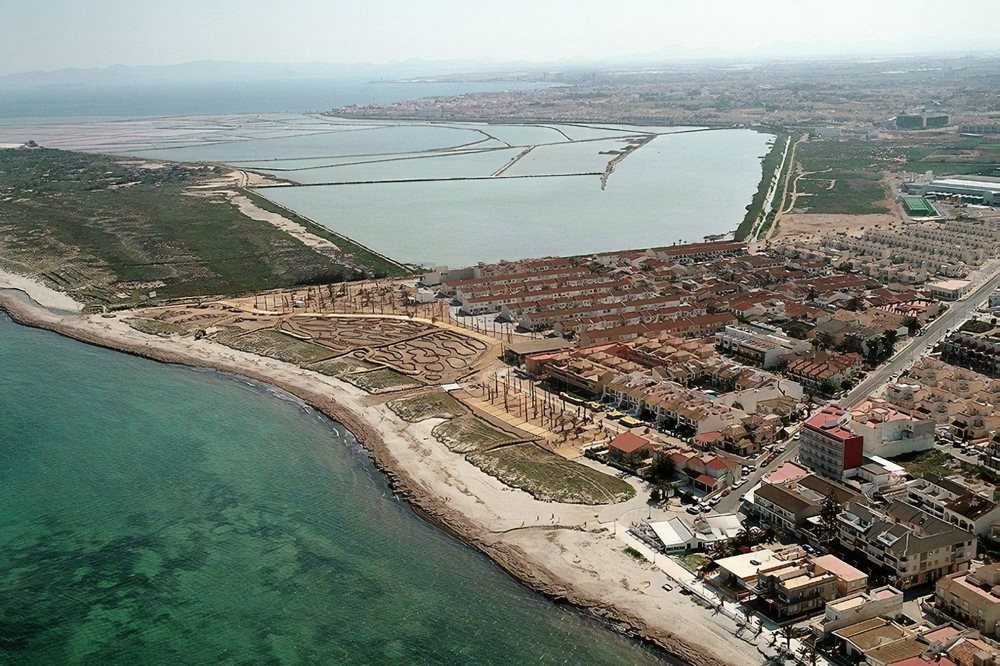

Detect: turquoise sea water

[0,313,668,665]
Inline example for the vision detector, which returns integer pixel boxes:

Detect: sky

[3,0,999,75]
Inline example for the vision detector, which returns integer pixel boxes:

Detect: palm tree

[778,624,794,653]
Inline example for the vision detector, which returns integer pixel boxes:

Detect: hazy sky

[4,0,999,75]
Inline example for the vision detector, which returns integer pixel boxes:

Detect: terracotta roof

[608,432,651,454]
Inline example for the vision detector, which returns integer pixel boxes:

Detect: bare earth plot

[343,367,422,393]
[468,443,635,504]
[215,328,337,365]
[280,316,434,354]
[388,391,467,422]
[369,329,491,384]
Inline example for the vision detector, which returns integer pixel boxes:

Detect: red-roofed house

[671,452,739,493]
[607,432,653,464]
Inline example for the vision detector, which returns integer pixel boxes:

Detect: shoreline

[0,286,755,666]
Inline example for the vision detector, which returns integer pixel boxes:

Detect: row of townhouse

[896,474,1000,536]
[444,263,590,292]
[553,304,703,336]
[458,278,628,315]
[602,372,744,434]
[516,294,688,331]
[886,357,1000,441]
[837,499,976,589]
[784,352,863,393]
[577,312,736,345]
[455,269,617,304]
[942,330,1000,378]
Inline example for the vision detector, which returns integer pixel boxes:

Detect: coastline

[0,284,755,666]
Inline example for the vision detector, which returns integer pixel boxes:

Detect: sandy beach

[0,275,756,666]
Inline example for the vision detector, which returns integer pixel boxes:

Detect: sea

[0,312,668,665]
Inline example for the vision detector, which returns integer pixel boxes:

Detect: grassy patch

[215,328,336,365]
[893,449,956,478]
[431,415,517,454]
[307,357,379,377]
[126,318,188,337]
[675,552,711,573]
[0,149,362,308]
[343,367,421,393]
[623,546,647,561]
[388,391,466,422]
[467,443,635,504]
[793,141,895,215]
[242,190,409,279]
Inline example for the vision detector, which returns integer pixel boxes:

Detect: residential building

[715,323,811,369]
[837,500,976,589]
[799,405,865,480]
[668,451,739,493]
[784,353,863,394]
[902,474,1000,536]
[811,554,869,597]
[607,431,654,464]
[848,399,936,458]
[752,474,858,533]
[830,618,932,666]
[935,564,1000,638]
[754,558,840,619]
[648,513,744,553]
[809,586,904,637]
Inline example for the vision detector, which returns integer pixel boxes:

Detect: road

[716,259,1000,515]
[839,260,1000,409]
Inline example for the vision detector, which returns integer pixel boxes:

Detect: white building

[649,513,744,553]
[809,586,904,637]
[716,323,811,369]
[848,399,935,458]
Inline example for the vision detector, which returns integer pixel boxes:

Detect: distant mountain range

[0,60,559,90]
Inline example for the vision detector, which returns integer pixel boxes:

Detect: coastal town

[3,41,1000,666]
[6,175,997,665]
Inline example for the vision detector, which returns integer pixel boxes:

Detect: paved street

[716,260,1000,515]
[840,261,1000,408]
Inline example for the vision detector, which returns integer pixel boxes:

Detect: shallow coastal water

[0,314,668,665]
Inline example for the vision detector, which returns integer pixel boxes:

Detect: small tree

[819,497,842,547]
[648,456,676,482]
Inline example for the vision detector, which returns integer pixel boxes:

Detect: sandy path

[0,286,755,666]
[228,192,342,253]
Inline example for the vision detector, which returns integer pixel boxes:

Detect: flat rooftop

[930,176,1000,193]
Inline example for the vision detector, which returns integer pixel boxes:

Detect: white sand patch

[229,192,341,253]
[0,269,84,311]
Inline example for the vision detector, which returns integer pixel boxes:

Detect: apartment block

[799,405,865,480]
[935,564,1000,639]
[838,500,976,589]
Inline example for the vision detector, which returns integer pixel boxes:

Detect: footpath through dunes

[0,282,756,666]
